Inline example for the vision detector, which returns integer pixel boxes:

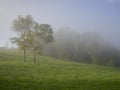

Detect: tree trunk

[23,33,26,62]
[23,49,26,62]
[34,52,36,64]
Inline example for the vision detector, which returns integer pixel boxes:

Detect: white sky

[0,0,120,48]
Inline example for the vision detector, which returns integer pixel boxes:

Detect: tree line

[10,15,54,63]
[44,28,120,67]
[10,15,120,67]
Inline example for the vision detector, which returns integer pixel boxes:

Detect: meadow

[0,50,120,90]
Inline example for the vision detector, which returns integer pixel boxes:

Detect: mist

[44,28,120,67]
[0,0,120,67]
[1,1,120,89]
[0,0,120,49]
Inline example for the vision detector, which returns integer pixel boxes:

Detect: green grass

[0,50,120,90]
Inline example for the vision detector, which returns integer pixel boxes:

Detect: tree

[27,23,54,63]
[10,15,33,62]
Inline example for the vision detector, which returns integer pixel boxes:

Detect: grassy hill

[0,50,120,90]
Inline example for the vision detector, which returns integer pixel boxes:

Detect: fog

[0,0,120,66]
[0,0,120,49]
[43,28,120,66]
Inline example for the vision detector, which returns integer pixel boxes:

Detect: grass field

[0,50,120,90]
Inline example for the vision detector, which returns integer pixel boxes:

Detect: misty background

[0,0,120,49]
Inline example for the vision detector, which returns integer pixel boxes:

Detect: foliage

[10,15,33,62]
[26,23,54,63]
[44,29,120,67]
[10,15,54,63]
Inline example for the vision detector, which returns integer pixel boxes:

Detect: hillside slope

[0,50,120,90]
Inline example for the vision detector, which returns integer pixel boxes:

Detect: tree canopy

[10,15,54,63]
